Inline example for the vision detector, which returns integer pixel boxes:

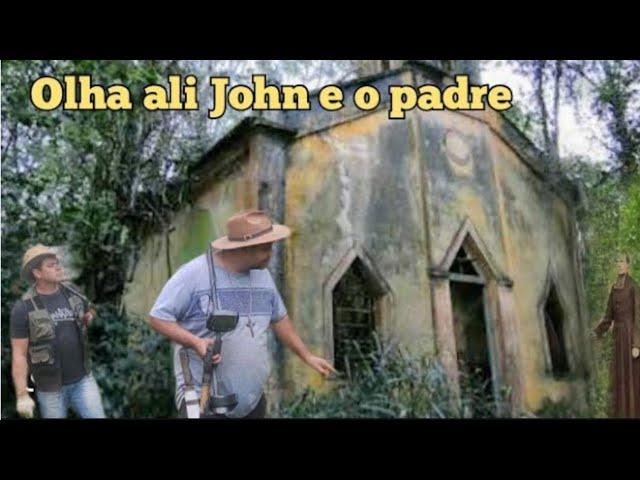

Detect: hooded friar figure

[594,253,640,418]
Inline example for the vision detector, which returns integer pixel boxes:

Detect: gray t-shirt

[149,253,287,418]
[10,287,88,386]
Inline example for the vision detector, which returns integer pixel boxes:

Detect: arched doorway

[430,218,523,414]
[449,245,496,415]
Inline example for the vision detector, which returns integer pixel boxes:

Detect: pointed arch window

[543,283,570,378]
[332,258,379,373]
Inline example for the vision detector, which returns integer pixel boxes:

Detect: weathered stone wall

[490,132,589,411]
[123,62,590,413]
[283,109,434,395]
[123,148,258,320]
[413,106,588,411]
[418,110,508,269]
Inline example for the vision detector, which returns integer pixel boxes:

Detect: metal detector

[198,245,240,416]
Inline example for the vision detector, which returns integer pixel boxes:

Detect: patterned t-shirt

[149,253,287,417]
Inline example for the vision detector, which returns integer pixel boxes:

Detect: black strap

[24,295,45,312]
[206,244,218,313]
[25,284,88,313]
[210,394,238,408]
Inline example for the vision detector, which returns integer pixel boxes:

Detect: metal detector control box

[207,310,239,334]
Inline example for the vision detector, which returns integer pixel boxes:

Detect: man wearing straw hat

[10,244,106,418]
[150,209,336,418]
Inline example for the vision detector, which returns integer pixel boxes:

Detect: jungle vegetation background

[1,60,638,418]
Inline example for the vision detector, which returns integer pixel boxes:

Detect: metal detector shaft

[212,366,219,397]
[211,334,221,397]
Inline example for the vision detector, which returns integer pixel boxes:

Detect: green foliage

[505,60,640,172]
[503,101,537,140]
[577,168,640,417]
[2,60,199,303]
[535,398,585,418]
[279,337,512,418]
[90,306,174,419]
[1,60,198,418]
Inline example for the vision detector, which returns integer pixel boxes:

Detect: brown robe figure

[595,271,640,418]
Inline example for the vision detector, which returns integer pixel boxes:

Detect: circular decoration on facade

[445,130,473,177]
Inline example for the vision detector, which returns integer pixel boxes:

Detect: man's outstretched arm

[271,314,337,378]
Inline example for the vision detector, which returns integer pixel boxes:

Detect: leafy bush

[89,305,174,419]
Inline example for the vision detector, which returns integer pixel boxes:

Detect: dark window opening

[332,258,378,374]
[544,285,570,378]
[450,246,480,277]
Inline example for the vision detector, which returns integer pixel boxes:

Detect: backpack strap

[59,283,89,319]
[22,287,44,312]
[24,296,44,312]
[60,282,90,305]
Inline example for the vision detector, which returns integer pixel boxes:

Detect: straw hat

[21,244,58,281]
[212,210,291,250]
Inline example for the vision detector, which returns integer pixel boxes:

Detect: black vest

[22,283,91,391]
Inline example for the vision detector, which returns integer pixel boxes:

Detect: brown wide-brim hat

[21,244,58,281]
[212,209,291,251]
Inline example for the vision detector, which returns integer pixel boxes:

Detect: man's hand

[82,310,94,326]
[149,317,222,365]
[632,347,639,359]
[16,393,35,419]
[271,315,338,379]
[304,354,338,378]
[192,337,221,365]
[593,319,611,339]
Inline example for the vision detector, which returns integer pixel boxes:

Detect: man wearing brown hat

[149,209,336,418]
[10,245,106,418]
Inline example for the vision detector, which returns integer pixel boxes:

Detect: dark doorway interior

[449,247,495,415]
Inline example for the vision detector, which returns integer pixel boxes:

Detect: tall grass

[279,335,515,418]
